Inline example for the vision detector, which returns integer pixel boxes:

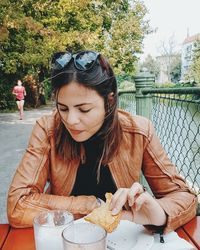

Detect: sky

[140,0,200,60]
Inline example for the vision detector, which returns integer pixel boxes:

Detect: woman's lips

[68,129,84,135]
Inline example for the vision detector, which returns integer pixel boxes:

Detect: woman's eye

[59,107,68,112]
[80,108,91,113]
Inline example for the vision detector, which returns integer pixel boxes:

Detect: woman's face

[17,80,22,86]
[57,81,105,142]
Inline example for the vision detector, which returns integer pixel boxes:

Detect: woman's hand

[110,182,167,226]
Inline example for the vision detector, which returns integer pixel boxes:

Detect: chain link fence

[118,88,200,199]
[118,90,136,115]
[151,93,200,195]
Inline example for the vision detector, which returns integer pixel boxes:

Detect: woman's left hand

[109,182,167,226]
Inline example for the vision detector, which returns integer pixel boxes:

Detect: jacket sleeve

[7,117,97,228]
[143,120,198,234]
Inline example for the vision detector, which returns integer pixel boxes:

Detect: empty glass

[62,222,107,250]
[33,210,74,250]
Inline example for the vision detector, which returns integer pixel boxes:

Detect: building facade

[181,33,200,80]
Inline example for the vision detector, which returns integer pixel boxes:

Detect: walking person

[12,79,26,120]
[7,51,197,236]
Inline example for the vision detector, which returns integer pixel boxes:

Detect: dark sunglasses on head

[52,51,100,71]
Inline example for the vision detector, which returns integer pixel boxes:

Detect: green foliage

[117,74,135,90]
[154,81,195,88]
[154,82,176,88]
[139,55,159,77]
[141,53,181,84]
[117,74,133,84]
[186,41,200,86]
[0,0,150,110]
[43,79,52,100]
[23,74,39,107]
[0,74,16,110]
[170,54,181,83]
[118,80,135,90]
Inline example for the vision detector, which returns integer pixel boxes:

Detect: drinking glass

[62,222,107,250]
[33,210,73,250]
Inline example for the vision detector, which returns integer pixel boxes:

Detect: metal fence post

[134,71,155,119]
[134,72,155,191]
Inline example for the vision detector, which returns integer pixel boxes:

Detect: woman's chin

[70,133,91,142]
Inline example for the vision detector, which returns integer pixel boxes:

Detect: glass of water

[33,210,74,250]
[62,222,107,250]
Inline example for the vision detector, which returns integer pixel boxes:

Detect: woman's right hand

[109,182,167,226]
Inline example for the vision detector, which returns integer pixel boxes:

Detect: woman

[7,51,197,235]
[12,79,26,120]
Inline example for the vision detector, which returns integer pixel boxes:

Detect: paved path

[0,105,53,223]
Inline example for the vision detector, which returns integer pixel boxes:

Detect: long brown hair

[51,52,122,166]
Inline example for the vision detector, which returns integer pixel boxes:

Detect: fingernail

[128,201,133,206]
[112,208,118,215]
[135,205,140,212]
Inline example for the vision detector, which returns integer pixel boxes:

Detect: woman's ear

[107,92,115,112]
[108,92,114,103]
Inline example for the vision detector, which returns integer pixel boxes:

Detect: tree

[139,54,159,78]
[186,40,200,86]
[0,0,150,109]
[157,35,180,82]
[170,54,181,83]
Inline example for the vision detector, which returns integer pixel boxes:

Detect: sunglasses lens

[53,53,72,70]
[75,51,99,71]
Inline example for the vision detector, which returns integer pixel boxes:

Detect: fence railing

[118,80,200,210]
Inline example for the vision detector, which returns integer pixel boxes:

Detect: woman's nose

[66,111,80,125]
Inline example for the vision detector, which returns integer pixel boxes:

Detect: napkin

[152,231,195,250]
[76,218,195,250]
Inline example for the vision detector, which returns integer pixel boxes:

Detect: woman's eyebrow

[57,102,67,107]
[75,103,92,107]
[57,102,92,107]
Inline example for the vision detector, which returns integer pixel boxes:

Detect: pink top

[12,86,26,101]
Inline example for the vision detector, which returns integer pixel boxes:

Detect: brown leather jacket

[7,110,197,233]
